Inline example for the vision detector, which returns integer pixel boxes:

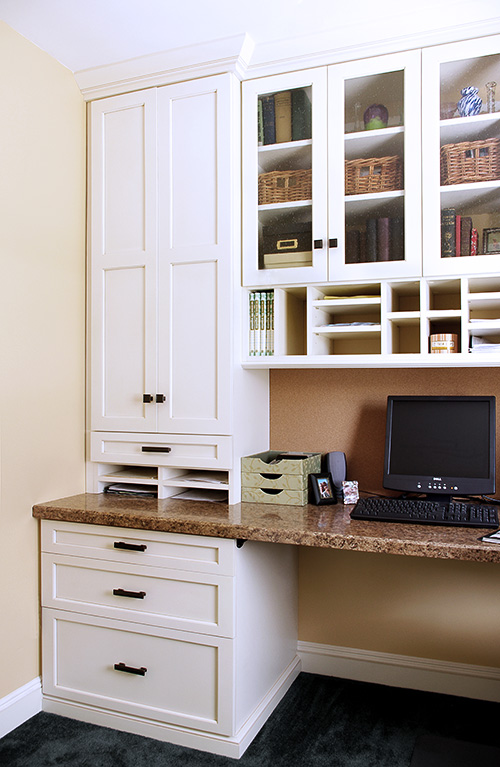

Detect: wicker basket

[345,156,403,195]
[258,169,312,205]
[440,138,500,185]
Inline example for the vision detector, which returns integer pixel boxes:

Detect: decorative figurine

[457,86,482,117]
[486,81,497,114]
[363,103,388,130]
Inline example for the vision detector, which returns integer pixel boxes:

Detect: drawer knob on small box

[113,541,147,552]
[112,588,146,599]
[114,662,147,676]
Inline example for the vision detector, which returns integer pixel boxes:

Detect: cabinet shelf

[440,113,500,144]
[313,324,381,339]
[344,126,404,160]
[258,140,312,172]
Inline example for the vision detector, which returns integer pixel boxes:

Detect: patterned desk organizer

[241,450,322,506]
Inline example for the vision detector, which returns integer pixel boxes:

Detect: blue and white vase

[457,86,482,117]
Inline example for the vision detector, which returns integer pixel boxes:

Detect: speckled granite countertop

[32,493,500,564]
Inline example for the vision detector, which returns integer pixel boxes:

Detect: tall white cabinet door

[156,76,233,435]
[89,90,158,432]
[327,50,422,282]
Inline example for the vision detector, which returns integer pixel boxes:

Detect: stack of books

[258,88,312,145]
[441,208,479,256]
[249,291,274,356]
[345,217,404,263]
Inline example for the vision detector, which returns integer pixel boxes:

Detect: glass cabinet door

[422,35,500,277]
[327,50,422,281]
[242,68,328,287]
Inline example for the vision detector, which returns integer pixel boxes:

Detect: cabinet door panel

[90,91,157,431]
[170,91,218,248]
[157,76,232,434]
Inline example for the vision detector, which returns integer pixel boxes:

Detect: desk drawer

[41,521,235,576]
[42,608,233,735]
[91,432,232,469]
[42,553,234,637]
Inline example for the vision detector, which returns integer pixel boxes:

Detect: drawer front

[42,553,234,637]
[241,471,308,490]
[42,609,234,735]
[91,431,232,469]
[41,521,235,576]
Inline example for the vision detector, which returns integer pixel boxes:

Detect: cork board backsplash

[270,367,500,498]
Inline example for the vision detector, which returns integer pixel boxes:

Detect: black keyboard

[351,497,499,529]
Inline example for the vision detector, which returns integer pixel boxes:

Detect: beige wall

[271,368,500,668]
[0,23,85,698]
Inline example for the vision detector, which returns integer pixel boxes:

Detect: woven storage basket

[440,138,500,185]
[258,169,312,205]
[345,155,403,195]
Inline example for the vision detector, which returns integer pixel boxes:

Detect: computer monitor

[383,395,496,502]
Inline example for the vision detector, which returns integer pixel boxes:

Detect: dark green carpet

[1,673,499,766]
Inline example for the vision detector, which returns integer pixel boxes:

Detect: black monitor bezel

[383,395,496,498]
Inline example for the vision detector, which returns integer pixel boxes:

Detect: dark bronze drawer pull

[112,588,146,599]
[143,394,154,403]
[141,446,172,453]
[114,662,147,676]
[113,541,147,552]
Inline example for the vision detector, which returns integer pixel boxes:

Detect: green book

[291,88,312,141]
[441,208,456,258]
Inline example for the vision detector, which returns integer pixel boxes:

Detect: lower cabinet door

[43,609,234,735]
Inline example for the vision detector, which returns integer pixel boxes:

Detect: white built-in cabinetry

[88,73,268,501]
[40,520,299,757]
[242,35,500,366]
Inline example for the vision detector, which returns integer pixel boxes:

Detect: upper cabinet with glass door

[422,35,500,277]
[242,68,328,287]
[327,50,422,282]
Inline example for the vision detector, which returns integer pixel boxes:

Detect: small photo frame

[309,473,336,505]
[482,228,500,254]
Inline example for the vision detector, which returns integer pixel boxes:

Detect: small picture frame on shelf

[482,228,500,254]
[309,473,336,505]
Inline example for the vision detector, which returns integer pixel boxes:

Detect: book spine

[269,291,274,356]
[460,216,472,257]
[345,229,361,264]
[261,95,276,145]
[455,214,461,257]
[389,217,404,261]
[441,208,456,257]
[471,228,478,255]
[257,98,264,146]
[377,217,390,261]
[291,88,312,141]
[274,91,292,143]
[249,292,255,356]
[365,218,377,262]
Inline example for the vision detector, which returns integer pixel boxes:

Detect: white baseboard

[298,641,500,702]
[42,655,301,758]
[0,677,42,739]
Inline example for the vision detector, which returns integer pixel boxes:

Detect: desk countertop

[32,493,500,564]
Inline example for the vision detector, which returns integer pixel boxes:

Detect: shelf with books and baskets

[422,35,500,277]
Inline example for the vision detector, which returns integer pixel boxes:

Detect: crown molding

[75,17,500,101]
[246,16,500,78]
[76,33,255,100]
